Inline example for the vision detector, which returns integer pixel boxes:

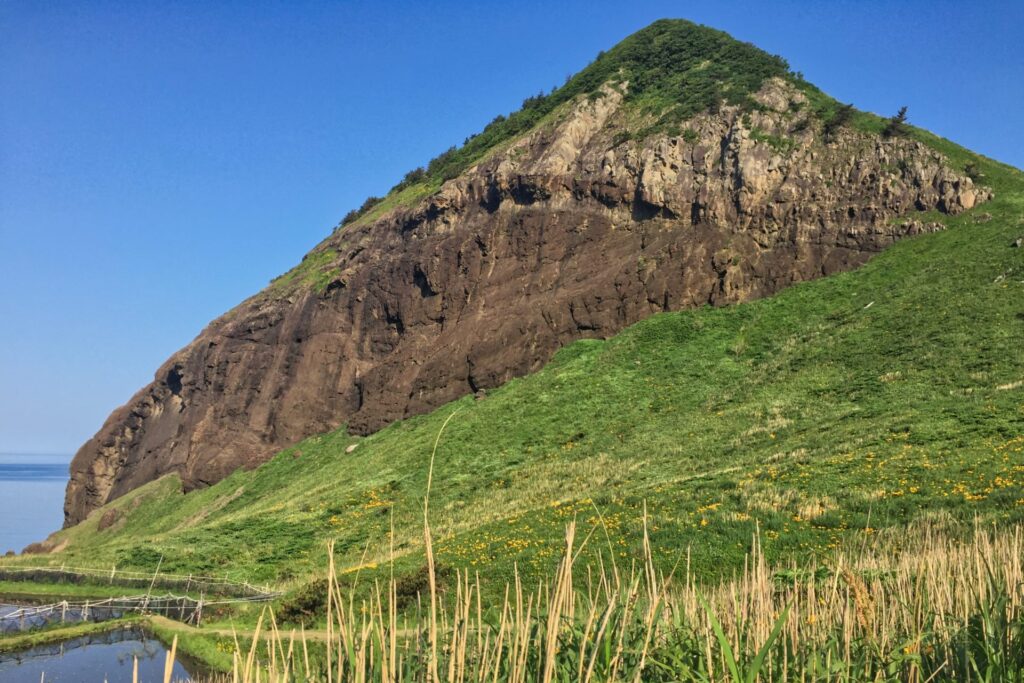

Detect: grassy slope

[8,129,1020,597]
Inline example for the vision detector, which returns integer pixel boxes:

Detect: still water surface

[0,625,195,682]
[0,453,70,554]
[0,456,200,680]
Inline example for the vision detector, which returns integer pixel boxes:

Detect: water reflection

[0,597,200,634]
[0,625,195,682]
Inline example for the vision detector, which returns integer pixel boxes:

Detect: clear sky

[1,0,1022,455]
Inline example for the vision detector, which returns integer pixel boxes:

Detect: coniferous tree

[883,106,909,138]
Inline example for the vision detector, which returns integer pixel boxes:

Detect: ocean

[0,453,71,555]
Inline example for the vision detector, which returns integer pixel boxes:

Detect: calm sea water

[0,453,71,554]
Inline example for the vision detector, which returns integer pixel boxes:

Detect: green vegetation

[146,617,238,674]
[0,580,168,601]
[268,248,340,294]
[337,19,794,227]
[795,80,891,140]
[822,103,854,141]
[749,126,794,153]
[3,19,1023,679]
[0,614,234,674]
[883,105,910,138]
[6,129,1020,610]
[202,519,1024,681]
[340,196,383,227]
[324,19,942,236]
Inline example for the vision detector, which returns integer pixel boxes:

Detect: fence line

[0,563,281,634]
[0,590,280,634]
[0,565,273,598]
[0,562,255,584]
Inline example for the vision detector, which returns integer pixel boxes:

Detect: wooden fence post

[143,555,163,613]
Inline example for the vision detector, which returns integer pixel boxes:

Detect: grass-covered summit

[340,18,794,225]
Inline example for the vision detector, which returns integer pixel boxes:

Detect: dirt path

[148,614,334,641]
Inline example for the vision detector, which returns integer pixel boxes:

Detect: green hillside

[11,125,1022,599]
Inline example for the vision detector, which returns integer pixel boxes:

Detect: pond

[0,625,199,682]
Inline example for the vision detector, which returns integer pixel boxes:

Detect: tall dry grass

[197,513,1022,683]
[193,409,1024,681]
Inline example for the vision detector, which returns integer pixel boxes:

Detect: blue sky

[1,0,1022,455]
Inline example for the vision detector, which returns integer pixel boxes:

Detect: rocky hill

[64,19,990,526]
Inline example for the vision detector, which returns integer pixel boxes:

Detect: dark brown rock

[97,508,122,531]
[22,540,53,554]
[63,80,991,526]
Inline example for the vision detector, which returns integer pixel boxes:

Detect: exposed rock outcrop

[64,79,989,525]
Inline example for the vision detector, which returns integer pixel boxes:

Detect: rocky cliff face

[64,78,989,526]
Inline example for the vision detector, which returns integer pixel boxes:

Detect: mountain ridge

[30,138,1022,582]
[64,19,993,527]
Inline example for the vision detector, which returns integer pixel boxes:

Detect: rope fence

[0,564,274,598]
[0,591,279,633]
[0,563,281,633]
